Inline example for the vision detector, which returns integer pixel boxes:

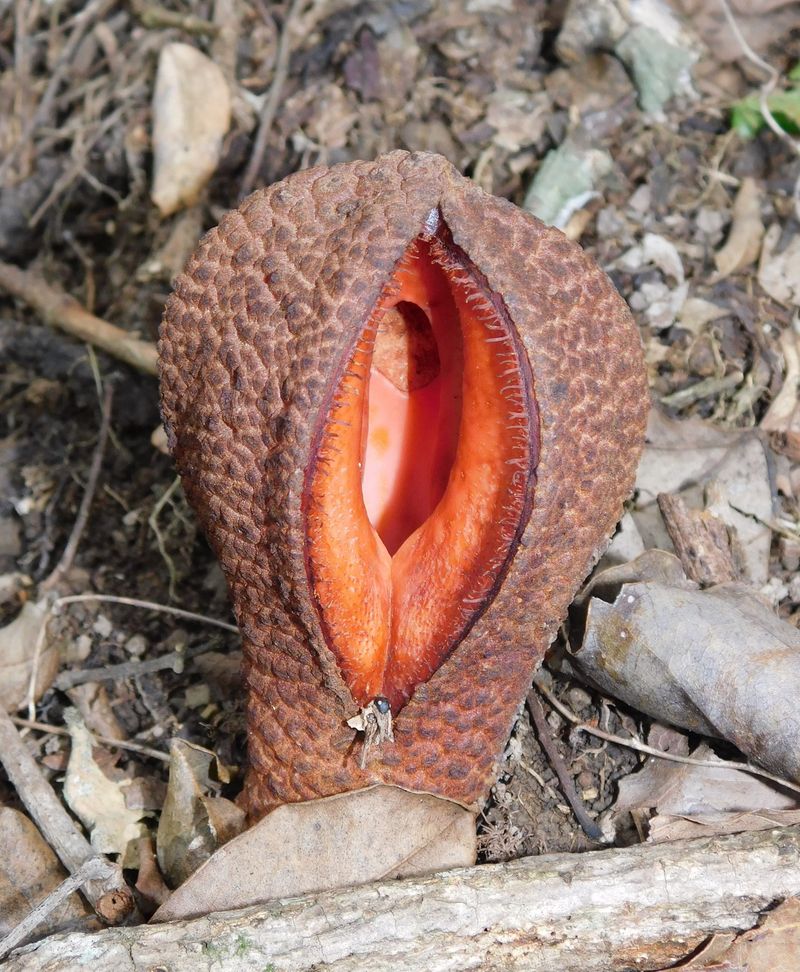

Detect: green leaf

[731,96,766,138]
[788,62,800,82]
[731,87,800,138]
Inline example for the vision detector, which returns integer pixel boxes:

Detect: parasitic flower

[159,151,648,820]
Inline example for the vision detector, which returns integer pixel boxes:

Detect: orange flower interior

[305,218,536,712]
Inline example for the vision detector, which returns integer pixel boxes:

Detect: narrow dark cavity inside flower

[305,214,537,714]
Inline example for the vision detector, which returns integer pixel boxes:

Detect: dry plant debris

[1,0,800,966]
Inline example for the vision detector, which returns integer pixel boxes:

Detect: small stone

[126,634,148,658]
[566,686,592,711]
[65,633,93,664]
[93,615,113,638]
[185,683,211,708]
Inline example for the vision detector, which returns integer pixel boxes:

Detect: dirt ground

[1,0,800,945]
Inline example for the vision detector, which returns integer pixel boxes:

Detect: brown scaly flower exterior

[159,151,648,820]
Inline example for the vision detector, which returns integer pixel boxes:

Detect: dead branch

[6,825,800,971]
[0,707,134,930]
[0,260,158,376]
[526,688,605,842]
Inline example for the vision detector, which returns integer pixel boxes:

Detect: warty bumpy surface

[159,151,649,819]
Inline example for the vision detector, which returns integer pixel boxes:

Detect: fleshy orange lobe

[305,215,537,712]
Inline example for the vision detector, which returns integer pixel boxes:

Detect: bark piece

[657,492,739,585]
[8,827,800,971]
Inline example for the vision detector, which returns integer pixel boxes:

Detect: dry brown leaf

[713,177,764,279]
[156,738,245,888]
[0,599,59,712]
[0,808,90,945]
[151,43,231,216]
[758,224,800,307]
[612,733,798,842]
[152,785,477,923]
[62,709,147,860]
[649,808,800,842]
[675,897,800,971]
[574,567,800,783]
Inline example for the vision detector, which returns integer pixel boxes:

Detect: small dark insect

[374,697,391,715]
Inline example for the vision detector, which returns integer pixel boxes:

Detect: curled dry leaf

[713,177,764,280]
[573,567,800,784]
[151,43,231,217]
[152,785,476,923]
[0,599,58,712]
[62,709,147,860]
[156,738,245,888]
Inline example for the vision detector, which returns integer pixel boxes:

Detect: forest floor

[1,0,800,950]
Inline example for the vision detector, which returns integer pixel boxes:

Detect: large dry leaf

[153,785,477,922]
[0,599,59,712]
[574,572,800,783]
[151,43,231,216]
[156,738,245,888]
[0,808,90,944]
[713,177,764,279]
[62,709,147,859]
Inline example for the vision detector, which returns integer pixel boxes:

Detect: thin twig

[41,383,114,592]
[0,707,134,925]
[239,0,306,199]
[0,259,158,375]
[51,593,239,632]
[526,689,605,843]
[1,0,117,183]
[718,0,800,218]
[148,476,182,600]
[11,716,170,763]
[534,676,800,797]
[132,0,220,36]
[0,857,113,961]
[53,639,215,692]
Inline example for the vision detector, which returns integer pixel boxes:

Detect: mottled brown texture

[159,151,648,818]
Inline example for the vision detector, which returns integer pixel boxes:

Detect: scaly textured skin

[159,151,648,819]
